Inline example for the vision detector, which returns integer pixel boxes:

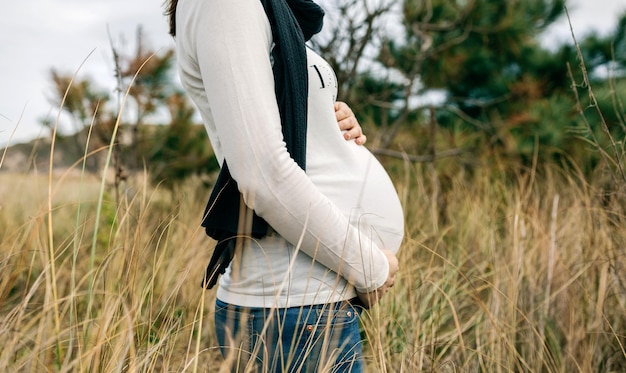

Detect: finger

[334,100,348,113]
[335,102,353,122]
[336,109,352,125]
[343,126,362,140]
[334,101,344,116]
[337,116,356,131]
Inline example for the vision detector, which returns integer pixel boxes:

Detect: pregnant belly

[308,147,405,254]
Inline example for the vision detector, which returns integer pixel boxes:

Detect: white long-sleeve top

[175,0,404,308]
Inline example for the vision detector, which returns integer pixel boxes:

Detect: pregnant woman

[167,0,404,371]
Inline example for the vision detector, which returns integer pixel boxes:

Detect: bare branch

[372,147,471,162]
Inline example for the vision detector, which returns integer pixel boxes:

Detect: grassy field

[0,145,624,372]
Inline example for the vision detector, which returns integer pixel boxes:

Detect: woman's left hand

[335,101,367,145]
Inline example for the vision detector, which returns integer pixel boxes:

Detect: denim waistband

[215,297,362,313]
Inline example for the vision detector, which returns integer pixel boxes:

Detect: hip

[214,297,364,372]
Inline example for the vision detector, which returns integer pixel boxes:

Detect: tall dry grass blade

[565,7,626,184]
[65,102,100,371]
[193,288,207,373]
[0,106,25,170]
[607,44,626,134]
[83,51,157,351]
[545,193,559,314]
[45,48,96,366]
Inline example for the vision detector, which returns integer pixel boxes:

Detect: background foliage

[0,1,625,371]
[19,0,625,190]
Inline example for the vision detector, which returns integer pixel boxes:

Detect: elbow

[228,152,296,211]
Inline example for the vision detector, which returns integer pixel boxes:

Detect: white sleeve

[185,0,388,292]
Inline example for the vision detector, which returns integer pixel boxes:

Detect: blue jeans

[214,298,364,372]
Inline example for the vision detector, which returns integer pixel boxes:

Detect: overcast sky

[1,0,625,147]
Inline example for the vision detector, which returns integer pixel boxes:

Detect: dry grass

[367,159,626,372]
[0,25,624,370]
[0,149,624,372]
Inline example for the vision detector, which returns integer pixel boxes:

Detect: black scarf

[200,0,325,289]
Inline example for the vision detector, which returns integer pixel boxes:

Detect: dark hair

[166,0,178,37]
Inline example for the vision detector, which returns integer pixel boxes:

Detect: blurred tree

[144,92,218,188]
[40,8,626,184]
[384,0,570,152]
[314,0,626,169]
[45,70,110,172]
[43,27,211,188]
[313,0,409,147]
[113,26,177,169]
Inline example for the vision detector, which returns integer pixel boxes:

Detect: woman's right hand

[356,250,399,308]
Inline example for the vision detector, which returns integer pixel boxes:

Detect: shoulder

[178,0,267,21]
[177,0,270,42]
